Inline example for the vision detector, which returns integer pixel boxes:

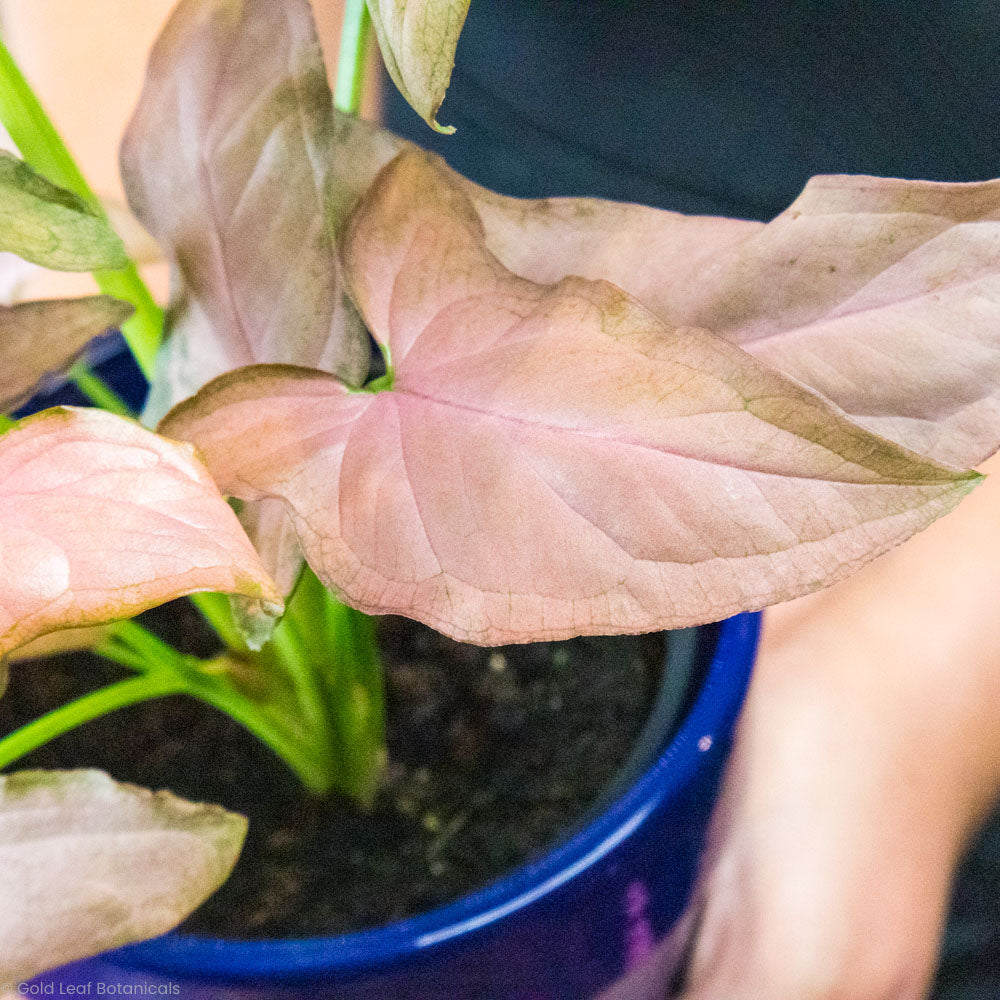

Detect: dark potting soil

[0,601,663,938]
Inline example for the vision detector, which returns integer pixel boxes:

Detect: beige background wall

[0,0,371,199]
[0,0,178,202]
[0,1,377,301]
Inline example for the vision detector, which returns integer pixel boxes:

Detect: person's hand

[675,454,1000,1000]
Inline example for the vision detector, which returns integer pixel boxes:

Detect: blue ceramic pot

[33,613,758,1000]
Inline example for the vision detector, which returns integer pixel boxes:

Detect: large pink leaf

[291,113,1000,468]
[160,151,979,645]
[0,408,281,658]
[467,173,1000,468]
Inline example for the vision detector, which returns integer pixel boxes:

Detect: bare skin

[678,453,1000,999]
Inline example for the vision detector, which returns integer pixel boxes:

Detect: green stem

[279,569,386,803]
[107,618,176,663]
[0,37,163,378]
[102,616,339,795]
[0,39,93,206]
[0,672,186,771]
[267,616,330,737]
[68,362,134,416]
[189,592,246,652]
[334,0,372,116]
[180,678,336,796]
[0,648,332,793]
[96,638,154,675]
[91,268,163,380]
[325,602,386,805]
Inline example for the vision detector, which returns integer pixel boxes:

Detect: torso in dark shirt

[385,0,1000,218]
[381,5,1000,995]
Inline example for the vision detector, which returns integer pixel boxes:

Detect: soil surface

[0,602,663,938]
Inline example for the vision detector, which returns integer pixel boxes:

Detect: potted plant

[1,0,998,996]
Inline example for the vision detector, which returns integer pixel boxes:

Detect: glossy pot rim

[118,612,760,980]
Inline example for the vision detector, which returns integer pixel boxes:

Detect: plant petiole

[96,615,341,795]
[189,592,248,653]
[334,0,371,117]
[103,618,180,671]
[276,570,387,804]
[0,671,187,772]
[175,674,338,796]
[68,362,134,416]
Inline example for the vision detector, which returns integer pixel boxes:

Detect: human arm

[678,453,1000,1000]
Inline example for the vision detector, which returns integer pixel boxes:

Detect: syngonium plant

[0,0,999,977]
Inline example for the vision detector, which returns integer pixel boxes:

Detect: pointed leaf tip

[467,168,1000,468]
[0,408,282,659]
[367,0,470,132]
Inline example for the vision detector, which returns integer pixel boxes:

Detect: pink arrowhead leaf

[0,408,282,658]
[0,296,133,411]
[160,151,980,645]
[121,0,401,420]
[465,171,1000,468]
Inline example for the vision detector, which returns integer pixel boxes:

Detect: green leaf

[0,769,245,982]
[367,0,471,133]
[0,295,133,411]
[0,152,127,271]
